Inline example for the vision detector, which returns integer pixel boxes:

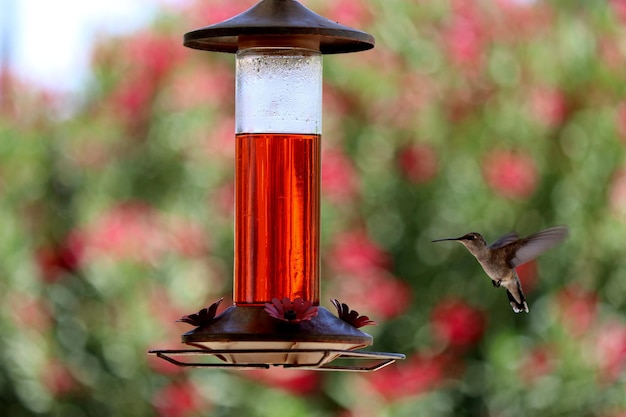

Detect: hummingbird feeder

[149,0,405,371]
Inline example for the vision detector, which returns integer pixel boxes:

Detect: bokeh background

[2,0,626,416]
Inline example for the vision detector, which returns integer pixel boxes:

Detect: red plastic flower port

[264,297,318,323]
[178,298,223,327]
[331,299,377,328]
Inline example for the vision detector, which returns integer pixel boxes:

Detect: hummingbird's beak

[431,236,463,243]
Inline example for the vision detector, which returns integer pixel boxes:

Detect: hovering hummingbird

[432,225,569,313]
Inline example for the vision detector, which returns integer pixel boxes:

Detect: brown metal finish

[182,306,372,345]
[176,306,375,367]
[184,0,375,54]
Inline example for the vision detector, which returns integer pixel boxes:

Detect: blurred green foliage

[2,0,626,416]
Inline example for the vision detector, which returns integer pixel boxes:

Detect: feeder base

[180,306,372,366]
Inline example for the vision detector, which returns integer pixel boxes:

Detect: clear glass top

[235,48,322,134]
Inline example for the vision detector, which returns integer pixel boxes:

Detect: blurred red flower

[593,320,626,383]
[327,230,390,276]
[78,201,207,265]
[124,32,183,83]
[397,143,438,184]
[482,149,538,199]
[147,289,197,376]
[610,0,626,24]
[554,285,597,338]
[105,32,184,125]
[327,230,410,319]
[431,298,486,350]
[6,293,52,331]
[325,0,373,28]
[211,180,235,218]
[331,269,411,320]
[245,368,320,395]
[321,148,360,203]
[365,352,449,401]
[41,359,79,397]
[153,380,207,417]
[35,234,83,283]
[168,64,233,110]
[529,87,568,128]
[203,117,236,159]
[185,0,257,27]
[110,78,153,124]
[610,167,626,220]
[519,345,555,383]
[443,4,487,71]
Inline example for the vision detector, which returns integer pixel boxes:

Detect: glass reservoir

[235,47,322,305]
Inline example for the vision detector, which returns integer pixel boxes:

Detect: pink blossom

[123,32,183,83]
[365,352,449,401]
[494,0,554,40]
[529,87,568,127]
[327,230,390,276]
[41,359,79,397]
[430,298,486,350]
[326,233,407,319]
[553,285,597,337]
[212,180,235,218]
[245,368,320,395]
[79,201,163,263]
[593,320,626,383]
[598,36,623,73]
[168,218,207,258]
[397,143,438,184]
[35,235,83,283]
[168,64,233,111]
[321,148,360,203]
[443,4,486,71]
[610,0,626,25]
[185,0,257,27]
[7,293,52,331]
[325,0,372,28]
[105,32,184,125]
[482,149,538,199]
[519,345,556,383]
[147,289,193,376]
[330,269,411,320]
[153,380,207,417]
[78,201,207,265]
[203,117,236,159]
[109,77,154,124]
[610,168,626,220]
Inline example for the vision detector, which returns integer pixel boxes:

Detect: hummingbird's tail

[506,280,529,313]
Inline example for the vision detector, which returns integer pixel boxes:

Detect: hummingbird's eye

[466,235,475,240]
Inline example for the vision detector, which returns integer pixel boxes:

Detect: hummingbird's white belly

[477,260,513,282]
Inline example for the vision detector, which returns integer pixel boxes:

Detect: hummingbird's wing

[488,232,519,249]
[508,226,569,268]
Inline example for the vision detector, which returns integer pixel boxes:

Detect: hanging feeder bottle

[150,0,404,371]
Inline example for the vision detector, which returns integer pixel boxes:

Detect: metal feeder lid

[184,0,375,54]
